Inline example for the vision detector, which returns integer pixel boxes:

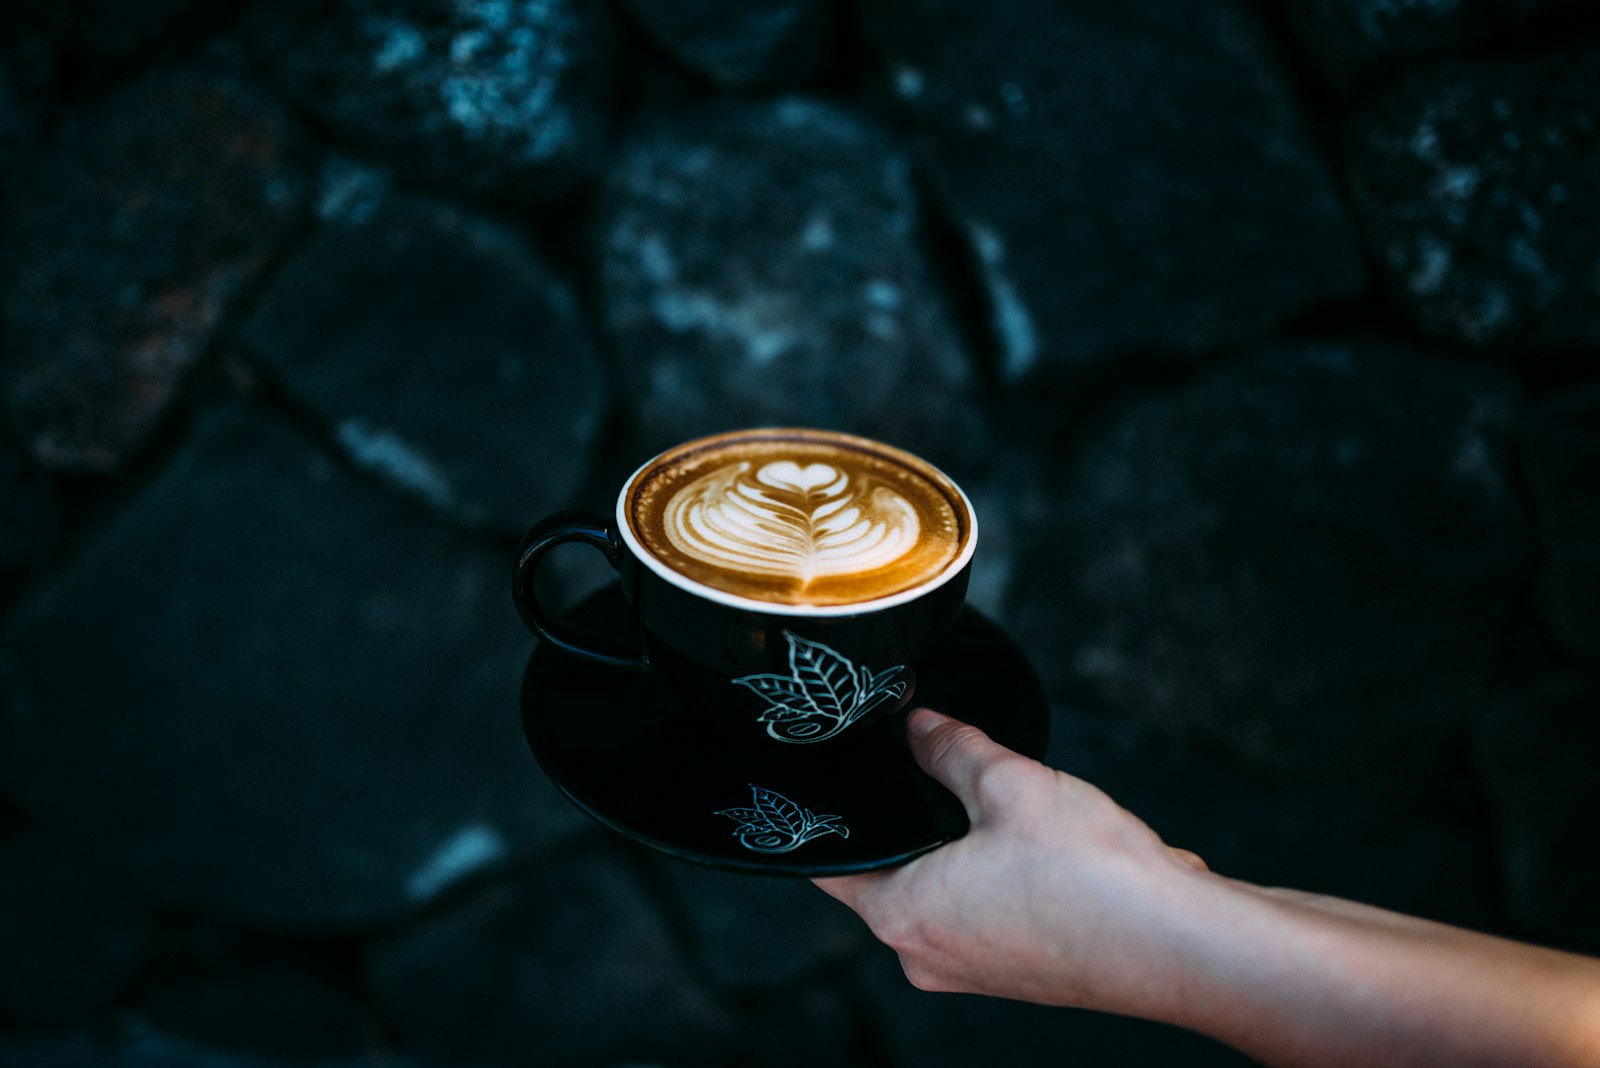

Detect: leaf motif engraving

[754,786,804,836]
[788,633,859,721]
[715,785,850,854]
[733,632,910,743]
[853,659,875,701]
[870,666,910,705]
[732,674,817,720]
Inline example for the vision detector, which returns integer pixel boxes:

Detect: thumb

[905,708,1020,819]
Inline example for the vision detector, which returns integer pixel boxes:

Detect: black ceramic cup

[513,428,977,748]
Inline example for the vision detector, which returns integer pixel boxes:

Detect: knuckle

[874,915,965,995]
[900,958,952,993]
[969,752,1037,808]
[871,910,921,954]
[925,722,985,770]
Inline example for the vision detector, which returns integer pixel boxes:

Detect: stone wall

[2,1,1598,1065]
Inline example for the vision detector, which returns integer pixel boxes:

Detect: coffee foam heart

[665,459,922,585]
[625,430,972,609]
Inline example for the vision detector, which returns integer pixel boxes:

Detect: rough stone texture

[1346,49,1600,352]
[0,70,307,472]
[1274,0,1570,93]
[1476,677,1600,955]
[649,856,870,990]
[855,946,1252,1067]
[0,821,158,1028]
[3,0,1600,1061]
[0,0,214,58]
[1524,383,1600,660]
[0,1,243,104]
[1010,344,1528,774]
[241,193,607,533]
[250,0,610,202]
[1049,715,1503,933]
[0,437,59,600]
[1523,378,1600,658]
[598,97,987,470]
[953,451,1033,621]
[0,73,26,174]
[0,404,587,927]
[617,0,836,88]
[724,983,879,1068]
[131,919,370,1060]
[367,846,737,1065]
[0,1034,417,1068]
[858,0,1366,380]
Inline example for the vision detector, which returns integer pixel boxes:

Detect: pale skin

[814,709,1600,1068]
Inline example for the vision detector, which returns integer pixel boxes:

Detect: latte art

[625,429,973,608]
[665,461,921,588]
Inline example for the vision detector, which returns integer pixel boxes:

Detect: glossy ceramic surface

[521,587,1050,875]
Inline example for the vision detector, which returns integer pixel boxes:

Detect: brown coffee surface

[627,430,970,607]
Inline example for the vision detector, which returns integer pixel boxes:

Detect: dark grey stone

[1049,715,1503,934]
[597,97,987,471]
[0,70,307,472]
[249,0,610,202]
[0,821,158,1028]
[952,449,1041,622]
[1010,343,1528,775]
[618,0,835,88]
[130,918,370,1061]
[724,982,878,1068]
[1346,49,1600,352]
[650,856,871,990]
[311,156,394,228]
[1273,0,1571,93]
[0,436,59,599]
[858,0,1365,380]
[0,403,587,927]
[0,1034,420,1068]
[0,0,244,103]
[1477,677,1600,955]
[241,194,608,534]
[0,71,26,174]
[367,846,736,1064]
[855,946,1252,1067]
[1525,383,1600,660]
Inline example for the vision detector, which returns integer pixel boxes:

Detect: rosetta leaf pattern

[732,632,908,743]
[663,460,925,592]
[715,785,850,854]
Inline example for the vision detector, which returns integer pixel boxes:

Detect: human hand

[817,710,1600,1067]
[813,708,1213,1017]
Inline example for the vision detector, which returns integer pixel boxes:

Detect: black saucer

[521,587,1050,875]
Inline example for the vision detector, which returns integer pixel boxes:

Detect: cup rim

[615,427,978,618]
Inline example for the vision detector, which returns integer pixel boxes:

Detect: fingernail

[907,708,944,738]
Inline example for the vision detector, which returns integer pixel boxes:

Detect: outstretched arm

[814,709,1600,1068]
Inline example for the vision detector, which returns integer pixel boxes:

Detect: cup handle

[513,511,647,670]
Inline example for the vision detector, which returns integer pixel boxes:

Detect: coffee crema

[625,430,972,608]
